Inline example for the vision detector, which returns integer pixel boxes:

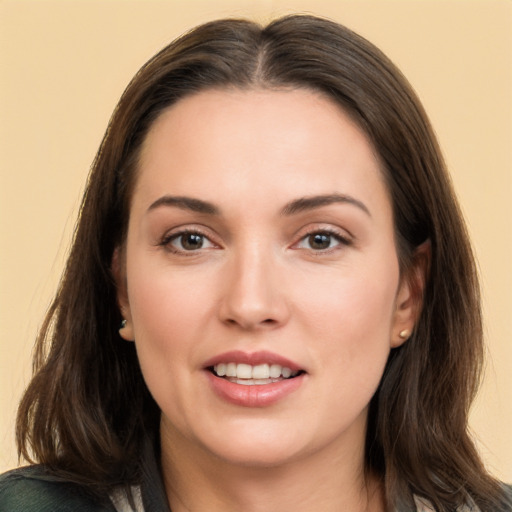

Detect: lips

[203,350,306,407]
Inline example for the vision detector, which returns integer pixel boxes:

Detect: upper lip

[203,350,304,373]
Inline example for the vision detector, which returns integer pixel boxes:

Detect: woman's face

[117,88,416,469]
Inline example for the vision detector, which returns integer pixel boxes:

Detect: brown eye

[308,233,332,250]
[166,231,215,252]
[180,233,204,250]
[295,230,350,252]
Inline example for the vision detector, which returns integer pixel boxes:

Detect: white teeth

[235,378,277,386]
[252,364,269,379]
[226,362,237,377]
[213,362,300,381]
[269,364,281,378]
[236,363,252,379]
[281,367,292,378]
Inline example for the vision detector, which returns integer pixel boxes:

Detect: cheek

[125,265,213,427]
[124,260,214,392]
[296,257,399,374]
[127,258,212,340]
[301,264,398,334]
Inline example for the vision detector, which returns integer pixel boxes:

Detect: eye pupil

[182,233,203,250]
[309,233,331,250]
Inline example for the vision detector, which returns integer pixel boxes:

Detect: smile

[204,351,306,406]
[211,363,301,385]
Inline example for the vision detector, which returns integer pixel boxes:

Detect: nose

[218,244,290,331]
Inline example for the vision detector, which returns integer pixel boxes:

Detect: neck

[160,424,385,512]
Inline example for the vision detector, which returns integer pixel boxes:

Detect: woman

[0,14,510,512]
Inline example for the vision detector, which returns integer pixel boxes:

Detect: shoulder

[503,483,512,508]
[0,466,116,512]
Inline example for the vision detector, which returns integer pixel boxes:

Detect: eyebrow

[281,194,371,217]
[147,195,219,215]
[147,193,370,217]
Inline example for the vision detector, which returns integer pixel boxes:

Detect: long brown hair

[16,14,510,511]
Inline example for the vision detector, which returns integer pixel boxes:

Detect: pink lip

[203,350,303,372]
[205,371,305,408]
[203,350,306,408]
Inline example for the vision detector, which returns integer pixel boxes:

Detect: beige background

[1,0,511,480]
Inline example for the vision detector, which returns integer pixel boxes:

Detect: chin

[193,420,315,469]
[210,442,303,469]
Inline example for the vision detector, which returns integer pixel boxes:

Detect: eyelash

[159,227,352,255]
[160,228,216,255]
[294,228,352,253]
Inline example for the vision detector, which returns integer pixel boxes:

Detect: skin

[116,88,421,512]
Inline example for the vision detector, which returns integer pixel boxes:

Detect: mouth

[209,362,304,386]
[203,350,307,405]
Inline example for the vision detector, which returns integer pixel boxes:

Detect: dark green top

[1,459,512,511]
[0,438,170,512]
[0,466,116,511]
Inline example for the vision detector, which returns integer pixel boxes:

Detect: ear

[391,240,431,348]
[111,246,135,341]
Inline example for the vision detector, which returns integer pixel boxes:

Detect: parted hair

[16,14,510,511]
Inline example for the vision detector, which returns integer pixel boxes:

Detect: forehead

[134,88,390,217]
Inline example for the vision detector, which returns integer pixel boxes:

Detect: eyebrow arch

[281,194,371,217]
[147,195,220,215]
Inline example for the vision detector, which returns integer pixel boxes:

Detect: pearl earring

[399,329,411,340]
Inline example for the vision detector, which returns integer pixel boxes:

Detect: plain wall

[1,0,511,480]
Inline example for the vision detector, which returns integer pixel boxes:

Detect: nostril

[224,317,277,328]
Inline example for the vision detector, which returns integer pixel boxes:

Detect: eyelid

[158,225,221,254]
[290,225,353,251]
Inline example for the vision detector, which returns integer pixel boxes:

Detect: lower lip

[205,371,305,407]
